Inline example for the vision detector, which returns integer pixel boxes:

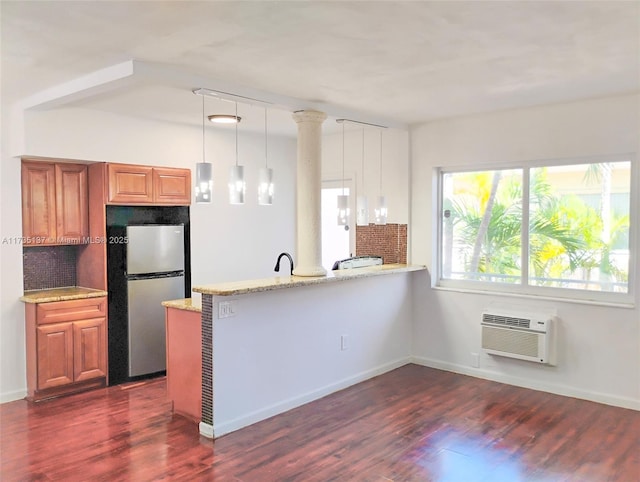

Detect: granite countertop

[193,264,426,297]
[162,298,202,313]
[21,286,108,304]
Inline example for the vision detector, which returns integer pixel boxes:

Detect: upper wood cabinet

[55,164,88,242]
[153,167,191,205]
[21,162,56,244]
[21,160,88,246]
[107,163,154,204]
[107,163,191,205]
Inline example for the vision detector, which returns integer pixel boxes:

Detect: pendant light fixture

[356,127,369,226]
[208,114,241,124]
[228,101,245,205]
[195,93,213,204]
[258,107,274,205]
[337,120,350,226]
[374,129,388,225]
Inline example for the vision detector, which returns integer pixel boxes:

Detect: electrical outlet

[218,300,237,319]
[341,334,349,351]
[471,352,480,368]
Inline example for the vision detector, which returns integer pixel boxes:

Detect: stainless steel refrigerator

[126,225,185,377]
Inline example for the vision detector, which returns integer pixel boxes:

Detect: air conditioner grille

[482,313,530,329]
[482,326,539,358]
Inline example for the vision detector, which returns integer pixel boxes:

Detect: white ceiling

[1,1,638,137]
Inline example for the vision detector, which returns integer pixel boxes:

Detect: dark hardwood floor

[1,364,638,481]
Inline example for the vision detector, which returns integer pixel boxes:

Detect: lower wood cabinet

[36,322,74,390]
[26,297,107,401]
[165,306,201,422]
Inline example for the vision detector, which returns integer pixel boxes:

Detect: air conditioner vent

[482,313,530,329]
[481,310,556,365]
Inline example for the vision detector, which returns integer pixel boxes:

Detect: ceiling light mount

[193,88,273,107]
[336,118,388,129]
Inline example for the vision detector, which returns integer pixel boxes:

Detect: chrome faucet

[274,252,294,275]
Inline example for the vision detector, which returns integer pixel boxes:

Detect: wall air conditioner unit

[481,310,556,365]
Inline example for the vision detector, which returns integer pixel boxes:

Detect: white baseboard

[411,356,640,411]
[0,389,26,404]
[213,356,411,437]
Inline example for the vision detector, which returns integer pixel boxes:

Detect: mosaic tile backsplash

[23,245,77,291]
[201,295,213,427]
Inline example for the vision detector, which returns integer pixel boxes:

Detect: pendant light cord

[202,94,205,163]
[235,101,239,166]
[342,121,345,195]
[264,108,268,168]
[379,129,383,195]
[361,128,365,191]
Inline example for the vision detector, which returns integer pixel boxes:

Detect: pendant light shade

[356,195,369,226]
[195,93,213,204]
[337,194,350,226]
[374,195,388,225]
[258,167,274,205]
[228,101,245,205]
[195,162,213,203]
[259,108,274,205]
[229,165,245,204]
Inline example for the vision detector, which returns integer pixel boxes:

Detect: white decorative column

[292,110,327,277]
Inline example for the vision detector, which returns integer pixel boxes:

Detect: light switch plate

[218,300,237,319]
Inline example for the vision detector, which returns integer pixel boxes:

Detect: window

[437,157,635,303]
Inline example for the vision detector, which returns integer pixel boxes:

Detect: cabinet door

[22,162,56,245]
[37,323,73,389]
[107,163,153,204]
[73,317,107,382]
[153,168,191,205]
[55,164,88,242]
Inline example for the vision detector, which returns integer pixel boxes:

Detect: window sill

[432,285,635,309]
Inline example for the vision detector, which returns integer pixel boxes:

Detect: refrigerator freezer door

[127,275,185,377]
[126,225,185,275]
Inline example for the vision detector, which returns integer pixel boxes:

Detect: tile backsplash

[356,223,407,264]
[23,246,77,291]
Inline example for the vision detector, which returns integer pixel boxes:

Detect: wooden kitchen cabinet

[153,167,191,204]
[25,297,107,401]
[107,163,154,203]
[165,306,202,422]
[55,163,88,242]
[21,161,57,244]
[21,160,88,245]
[36,322,74,390]
[73,317,107,382]
[107,163,191,205]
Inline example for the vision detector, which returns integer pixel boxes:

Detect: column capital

[292,110,327,125]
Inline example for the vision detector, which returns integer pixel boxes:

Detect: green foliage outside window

[441,161,630,293]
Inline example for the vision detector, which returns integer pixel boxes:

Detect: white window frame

[433,154,638,307]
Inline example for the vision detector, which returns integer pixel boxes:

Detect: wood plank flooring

[1,364,638,481]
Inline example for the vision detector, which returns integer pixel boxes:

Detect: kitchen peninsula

[191,264,426,438]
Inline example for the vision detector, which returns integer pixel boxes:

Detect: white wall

[411,94,640,409]
[0,103,26,403]
[322,127,409,225]
[212,272,413,436]
[0,106,298,401]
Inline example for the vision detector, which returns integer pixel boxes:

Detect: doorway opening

[321,181,354,271]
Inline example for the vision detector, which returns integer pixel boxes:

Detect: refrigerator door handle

[126,271,184,281]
